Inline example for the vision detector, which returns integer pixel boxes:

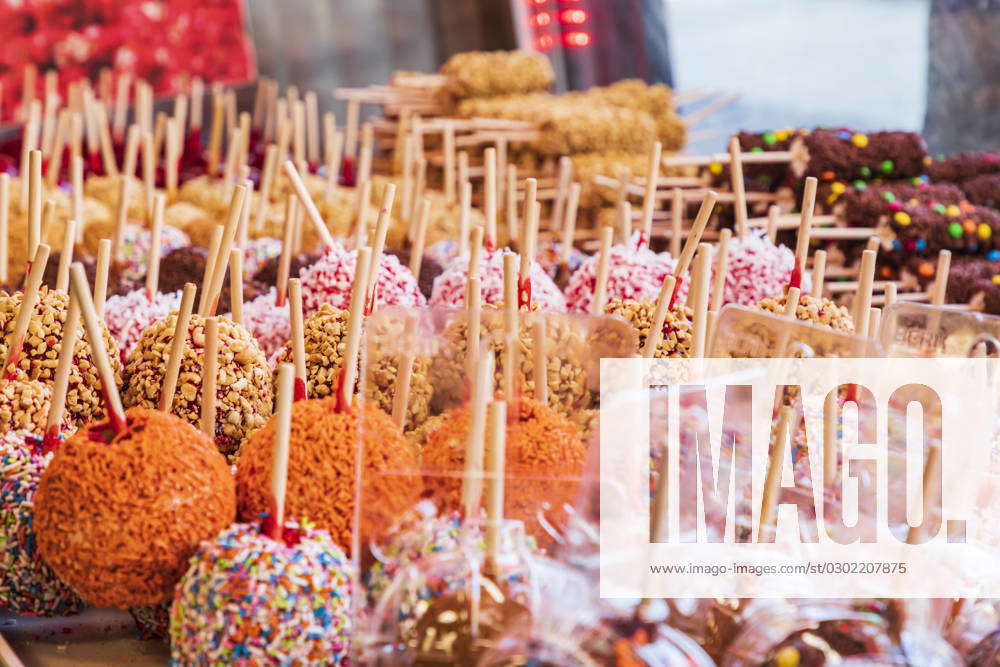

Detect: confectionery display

[0,37,997,666]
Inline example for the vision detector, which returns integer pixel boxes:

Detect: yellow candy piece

[831,182,846,194]
[979,223,992,240]
[894,211,911,226]
[709,162,723,175]
[992,275,1000,286]
[909,198,919,206]
[851,133,869,148]
[775,129,789,141]
[947,205,961,217]
[774,645,801,667]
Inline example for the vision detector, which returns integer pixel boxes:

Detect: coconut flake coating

[430,249,567,312]
[300,242,425,316]
[33,408,236,608]
[563,234,683,313]
[0,431,84,616]
[0,287,123,426]
[720,232,800,306]
[122,313,273,456]
[169,522,352,665]
[104,289,183,363]
[235,398,420,554]
[236,288,290,362]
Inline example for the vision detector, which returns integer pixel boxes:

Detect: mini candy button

[893,211,911,225]
[989,250,1000,261]
[888,201,903,211]
[947,205,961,217]
[907,240,919,252]
[837,130,852,140]
[773,646,800,667]
[775,129,789,141]
[831,182,846,194]
[860,166,872,178]
[883,192,896,202]
[916,239,927,250]
[909,198,919,206]
[763,132,777,145]
[993,275,1000,286]
[918,261,934,276]
[853,179,867,189]
[750,146,763,153]
[948,222,963,238]
[934,203,947,214]
[964,219,977,233]
[881,159,894,173]
[979,223,992,239]
[709,162,723,175]
[851,133,869,147]
[892,240,902,250]
[821,170,835,180]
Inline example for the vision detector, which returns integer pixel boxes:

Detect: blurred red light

[532,11,553,27]
[534,34,556,50]
[563,30,591,47]
[560,9,588,24]
[529,0,548,5]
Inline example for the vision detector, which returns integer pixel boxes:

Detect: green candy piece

[883,192,896,202]
[860,166,872,178]
[881,159,894,173]
[934,203,947,214]
[948,222,963,238]
[763,132,776,145]
[853,180,867,189]
[751,146,763,153]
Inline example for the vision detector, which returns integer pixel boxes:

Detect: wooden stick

[759,406,793,539]
[794,176,818,273]
[276,196,297,307]
[110,176,131,261]
[207,92,224,176]
[365,183,397,306]
[190,76,204,133]
[304,91,320,165]
[867,307,881,339]
[151,111,167,167]
[552,156,572,233]
[506,164,519,245]
[141,130,155,221]
[391,314,419,429]
[0,174,7,286]
[46,293,79,440]
[201,186,248,317]
[559,182,581,265]
[852,249,877,336]
[93,239,110,319]
[823,388,839,486]
[19,120,38,214]
[165,118,179,200]
[518,193,540,301]
[502,253,518,401]
[907,445,942,545]
[55,219,76,293]
[884,282,897,310]
[344,99,361,164]
[409,199,431,278]
[159,283,197,412]
[408,157,427,234]
[465,276,483,379]
[324,123,343,204]
[591,226,614,315]
[766,204,780,244]
[931,249,952,306]
[669,187,684,258]
[69,262,125,432]
[485,399,507,571]
[775,286,802,355]
[400,133,415,220]
[282,160,334,249]
[640,141,663,243]
[458,182,473,256]
[709,227,732,313]
[291,101,306,169]
[288,278,307,396]
[96,101,118,177]
[691,244,713,358]
[467,226,485,286]
[810,249,827,299]
[200,317,219,437]
[254,144,279,233]
[458,150,470,209]
[45,110,68,187]
[461,344,491,517]
[70,156,83,240]
[341,248,372,407]
[353,180,372,249]
[19,63,36,124]
[644,276,678,358]
[357,122,374,187]
[674,191,719,279]
[443,121,457,204]
[271,362,294,536]
[112,73,131,140]
[27,150,42,262]
[229,249,244,326]
[729,136,748,237]
[1,244,50,381]
[198,225,224,314]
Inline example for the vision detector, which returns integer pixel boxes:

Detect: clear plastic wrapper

[880,302,1000,357]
